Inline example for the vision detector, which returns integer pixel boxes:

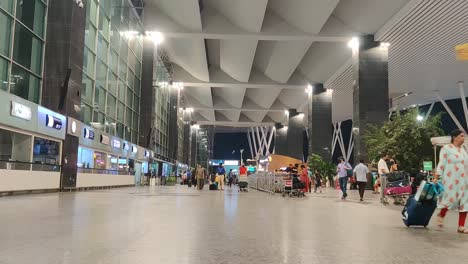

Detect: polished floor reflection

[0,185,467,264]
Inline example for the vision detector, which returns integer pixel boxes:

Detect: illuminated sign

[112,139,121,148]
[100,135,109,145]
[123,143,130,151]
[71,121,77,133]
[144,150,150,157]
[46,114,63,130]
[10,101,32,120]
[83,128,95,140]
[132,146,138,153]
[224,160,239,166]
[456,43,468,61]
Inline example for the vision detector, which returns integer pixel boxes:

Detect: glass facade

[0,0,47,103]
[153,60,171,157]
[81,0,143,145]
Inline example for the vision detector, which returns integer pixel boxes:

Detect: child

[314,169,322,193]
[373,175,381,194]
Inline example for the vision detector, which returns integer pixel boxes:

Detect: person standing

[314,169,322,193]
[300,165,310,193]
[186,169,192,187]
[227,169,235,188]
[354,159,369,201]
[216,163,226,191]
[434,129,468,234]
[337,158,352,199]
[196,164,205,190]
[378,153,390,204]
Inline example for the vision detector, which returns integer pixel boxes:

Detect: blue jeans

[339,177,348,197]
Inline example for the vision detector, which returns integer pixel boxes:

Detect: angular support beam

[459,82,468,129]
[435,91,466,133]
[161,32,350,42]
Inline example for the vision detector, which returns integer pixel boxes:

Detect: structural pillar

[274,123,288,157]
[182,123,191,166]
[139,38,156,148]
[190,126,197,168]
[352,35,389,162]
[308,84,332,162]
[42,0,86,189]
[286,109,305,161]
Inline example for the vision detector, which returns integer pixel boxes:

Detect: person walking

[216,163,226,191]
[354,159,369,201]
[378,153,390,204]
[337,158,352,199]
[196,164,205,190]
[314,169,322,193]
[434,129,468,234]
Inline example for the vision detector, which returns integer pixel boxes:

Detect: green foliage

[365,108,443,173]
[308,154,336,182]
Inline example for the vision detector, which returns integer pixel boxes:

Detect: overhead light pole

[240,149,244,166]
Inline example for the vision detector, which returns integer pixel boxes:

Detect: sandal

[437,216,444,228]
[457,227,468,234]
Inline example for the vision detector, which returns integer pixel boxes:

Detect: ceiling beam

[190,107,286,112]
[195,121,275,127]
[183,82,306,89]
[161,32,350,42]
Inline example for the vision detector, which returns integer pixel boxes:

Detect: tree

[365,109,443,173]
[308,154,336,183]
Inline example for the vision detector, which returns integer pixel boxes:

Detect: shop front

[70,119,150,188]
[0,92,66,192]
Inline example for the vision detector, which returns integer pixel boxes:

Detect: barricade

[248,172,286,194]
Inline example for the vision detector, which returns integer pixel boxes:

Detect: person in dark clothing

[228,169,235,188]
[285,164,294,173]
[314,170,322,193]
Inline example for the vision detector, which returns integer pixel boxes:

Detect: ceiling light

[146,31,164,45]
[284,110,289,116]
[326,89,333,94]
[347,37,359,49]
[416,115,424,121]
[306,84,313,95]
[380,42,390,48]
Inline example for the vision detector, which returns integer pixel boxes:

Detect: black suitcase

[402,195,437,227]
[238,182,248,188]
[209,183,218,190]
[387,172,405,182]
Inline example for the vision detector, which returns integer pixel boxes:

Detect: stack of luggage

[384,172,412,195]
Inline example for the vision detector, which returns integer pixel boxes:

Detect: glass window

[33,137,61,165]
[0,0,14,14]
[94,151,107,169]
[0,57,9,91]
[10,63,40,103]
[107,72,117,95]
[0,128,32,165]
[126,108,132,127]
[108,155,118,170]
[127,72,134,90]
[106,117,116,135]
[133,94,139,111]
[116,122,124,138]
[81,75,93,104]
[117,101,124,122]
[132,130,137,144]
[110,5,121,30]
[0,11,12,57]
[126,87,132,106]
[135,59,141,77]
[95,59,107,87]
[119,40,128,62]
[117,79,125,100]
[98,9,110,40]
[133,112,139,130]
[97,33,108,62]
[93,110,105,125]
[83,48,95,76]
[109,49,118,73]
[13,23,43,75]
[15,0,46,37]
[125,128,131,141]
[88,0,98,26]
[135,41,142,62]
[84,22,97,49]
[77,147,93,168]
[80,103,92,124]
[94,85,106,112]
[134,77,140,96]
[119,58,127,81]
[106,94,116,118]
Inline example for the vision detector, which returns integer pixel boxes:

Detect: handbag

[414,181,441,201]
[346,169,353,177]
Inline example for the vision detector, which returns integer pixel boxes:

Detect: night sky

[213,133,252,162]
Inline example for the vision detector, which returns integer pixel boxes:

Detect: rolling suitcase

[209,183,218,190]
[402,195,437,227]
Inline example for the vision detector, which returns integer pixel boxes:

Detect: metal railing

[248,172,288,194]
[0,160,61,172]
[77,167,135,175]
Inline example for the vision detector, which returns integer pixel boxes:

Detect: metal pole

[435,91,466,133]
[424,102,435,121]
[458,82,468,129]
[247,132,254,160]
[266,127,275,155]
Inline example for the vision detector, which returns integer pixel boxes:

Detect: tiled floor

[0,185,467,264]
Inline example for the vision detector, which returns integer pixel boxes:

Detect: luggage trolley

[281,175,305,197]
[383,172,412,205]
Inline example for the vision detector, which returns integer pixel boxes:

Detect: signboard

[144,150,150,157]
[100,134,109,145]
[132,146,138,153]
[456,43,468,61]
[10,101,32,120]
[224,160,239,166]
[112,139,121,148]
[83,128,95,140]
[123,143,130,151]
[423,161,433,171]
[46,114,63,130]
